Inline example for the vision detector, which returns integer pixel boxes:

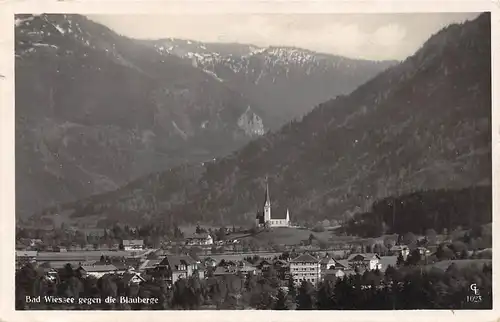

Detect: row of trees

[16,259,492,310]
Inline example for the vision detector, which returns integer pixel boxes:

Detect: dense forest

[342,186,492,237]
[16,259,492,310]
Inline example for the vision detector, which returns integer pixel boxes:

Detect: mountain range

[27,13,491,229]
[141,38,396,126]
[15,14,392,218]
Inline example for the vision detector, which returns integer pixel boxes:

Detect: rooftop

[159,255,197,270]
[290,253,319,263]
[122,272,145,285]
[347,253,380,261]
[320,255,335,264]
[186,233,211,239]
[122,240,144,246]
[79,264,118,272]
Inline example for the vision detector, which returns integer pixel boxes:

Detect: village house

[112,261,136,275]
[157,255,203,285]
[77,264,119,278]
[330,259,349,272]
[289,253,321,285]
[416,247,431,256]
[390,245,410,259]
[255,259,272,272]
[41,267,59,282]
[185,233,213,246]
[121,272,146,286]
[213,265,238,277]
[347,253,382,271]
[238,260,258,277]
[82,228,109,242]
[273,259,290,280]
[122,239,144,251]
[139,259,162,273]
[53,246,67,252]
[320,254,337,271]
[323,268,355,281]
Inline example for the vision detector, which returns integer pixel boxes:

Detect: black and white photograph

[6,1,495,313]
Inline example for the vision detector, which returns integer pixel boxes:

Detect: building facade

[157,255,204,285]
[122,239,144,251]
[347,253,382,271]
[185,233,213,246]
[289,254,321,285]
[77,264,118,278]
[255,179,290,228]
[390,245,410,260]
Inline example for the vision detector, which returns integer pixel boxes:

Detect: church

[255,180,290,228]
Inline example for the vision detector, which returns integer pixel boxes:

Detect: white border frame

[0,1,498,322]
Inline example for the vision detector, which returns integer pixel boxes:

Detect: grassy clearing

[427,259,492,271]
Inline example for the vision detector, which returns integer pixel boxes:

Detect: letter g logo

[470,283,479,295]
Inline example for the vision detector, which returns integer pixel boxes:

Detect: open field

[31,250,151,261]
[239,227,335,245]
[426,259,492,271]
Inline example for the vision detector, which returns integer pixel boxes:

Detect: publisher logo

[467,284,482,303]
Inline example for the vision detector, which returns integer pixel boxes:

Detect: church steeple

[263,176,271,222]
[264,177,271,207]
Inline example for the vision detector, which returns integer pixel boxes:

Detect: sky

[89,12,480,61]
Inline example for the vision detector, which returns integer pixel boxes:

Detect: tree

[450,241,468,254]
[405,249,422,266]
[436,245,455,260]
[402,232,417,247]
[15,263,41,309]
[425,228,438,245]
[312,222,325,232]
[216,227,226,241]
[287,277,297,300]
[383,240,395,252]
[308,233,315,245]
[316,280,336,309]
[396,253,405,266]
[459,249,468,259]
[274,288,289,310]
[296,281,315,310]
